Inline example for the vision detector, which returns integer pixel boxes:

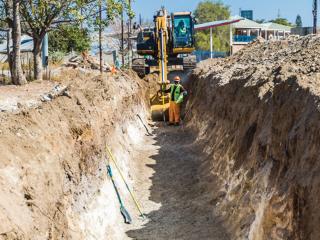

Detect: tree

[12,0,27,85]
[194,0,230,52]
[0,0,26,85]
[270,18,292,27]
[255,19,266,24]
[295,15,302,27]
[19,0,133,80]
[49,25,91,53]
[20,1,87,80]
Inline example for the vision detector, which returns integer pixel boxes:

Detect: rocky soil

[186,35,320,240]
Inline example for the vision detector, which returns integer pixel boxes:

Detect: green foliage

[20,1,83,33]
[0,1,9,28]
[49,25,91,54]
[255,19,266,24]
[0,20,6,29]
[20,0,134,39]
[17,0,135,79]
[89,0,134,32]
[295,15,302,27]
[270,18,292,27]
[194,0,230,52]
[106,0,135,21]
[49,51,65,64]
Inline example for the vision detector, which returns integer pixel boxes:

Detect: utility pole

[313,0,318,34]
[121,7,125,67]
[99,0,103,73]
[42,33,49,79]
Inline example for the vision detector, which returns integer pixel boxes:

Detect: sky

[132,0,313,26]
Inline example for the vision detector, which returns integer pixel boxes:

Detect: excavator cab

[172,13,195,50]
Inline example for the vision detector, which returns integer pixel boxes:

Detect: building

[240,10,253,20]
[194,17,243,59]
[261,22,292,40]
[0,35,33,63]
[231,18,292,54]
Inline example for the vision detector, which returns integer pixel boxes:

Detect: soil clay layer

[186,35,320,240]
[0,70,150,240]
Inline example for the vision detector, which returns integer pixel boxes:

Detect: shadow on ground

[126,125,230,240]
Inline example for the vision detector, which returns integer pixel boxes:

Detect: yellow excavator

[133,8,196,120]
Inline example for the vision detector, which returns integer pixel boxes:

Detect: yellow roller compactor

[133,8,196,120]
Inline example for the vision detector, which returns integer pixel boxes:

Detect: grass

[0,63,9,71]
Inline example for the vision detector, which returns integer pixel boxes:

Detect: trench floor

[125,124,230,240]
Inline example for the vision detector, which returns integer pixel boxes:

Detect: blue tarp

[234,35,257,42]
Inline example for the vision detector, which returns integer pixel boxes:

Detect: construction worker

[177,20,187,36]
[163,76,187,126]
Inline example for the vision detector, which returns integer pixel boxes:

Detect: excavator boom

[132,8,196,77]
[133,8,196,121]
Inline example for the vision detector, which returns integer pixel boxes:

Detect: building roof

[232,17,262,29]
[0,35,33,54]
[232,16,292,32]
[194,17,243,31]
[261,22,292,32]
[0,35,33,62]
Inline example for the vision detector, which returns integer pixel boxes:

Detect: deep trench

[3,48,320,239]
[123,124,230,240]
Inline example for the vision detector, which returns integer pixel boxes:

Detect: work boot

[167,122,174,126]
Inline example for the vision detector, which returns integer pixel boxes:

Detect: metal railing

[233,35,257,43]
[193,50,227,62]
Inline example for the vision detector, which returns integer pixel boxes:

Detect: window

[173,16,193,48]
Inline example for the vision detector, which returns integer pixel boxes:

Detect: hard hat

[174,76,181,82]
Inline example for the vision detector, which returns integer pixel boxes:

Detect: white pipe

[210,28,213,59]
[160,29,165,84]
[229,24,233,55]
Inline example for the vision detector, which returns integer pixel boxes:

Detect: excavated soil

[0,69,151,239]
[2,35,320,240]
[185,35,320,240]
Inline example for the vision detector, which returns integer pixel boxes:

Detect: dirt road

[125,124,230,240]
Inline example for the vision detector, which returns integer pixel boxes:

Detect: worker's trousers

[169,101,181,123]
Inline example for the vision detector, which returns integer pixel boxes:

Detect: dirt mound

[186,35,320,240]
[0,70,150,239]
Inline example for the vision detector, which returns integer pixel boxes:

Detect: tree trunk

[33,37,42,81]
[12,0,27,85]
